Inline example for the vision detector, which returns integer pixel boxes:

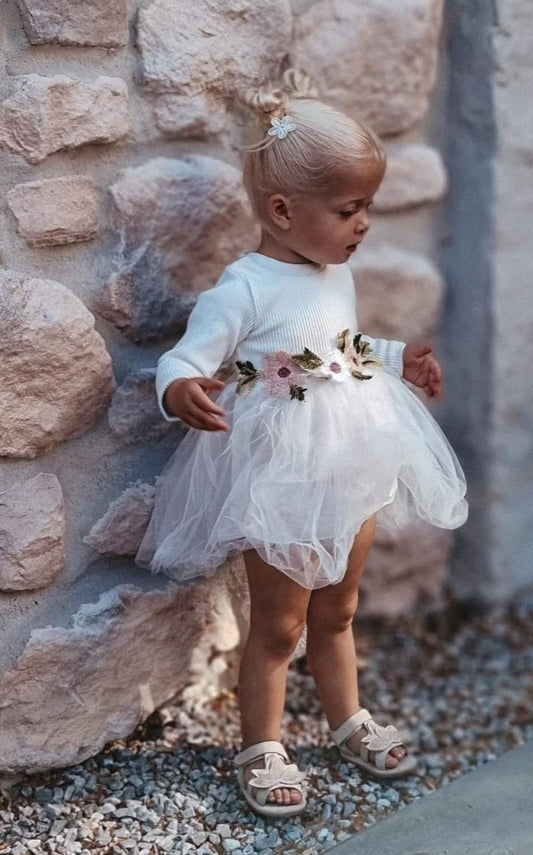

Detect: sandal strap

[331,708,372,746]
[234,740,288,767]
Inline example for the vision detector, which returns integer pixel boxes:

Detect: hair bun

[241,85,289,126]
[281,68,319,100]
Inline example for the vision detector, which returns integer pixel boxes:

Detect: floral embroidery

[338,330,383,380]
[235,331,381,401]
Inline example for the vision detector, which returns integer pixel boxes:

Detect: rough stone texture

[0,474,65,591]
[6,175,99,247]
[360,522,452,618]
[0,270,114,459]
[0,74,131,164]
[98,156,258,342]
[374,145,448,212]
[83,483,156,556]
[154,93,227,139]
[15,0,128,47]
[0,583,211,775]
[351,246,444,342]
[107,369,183,445]
[292,0,444,136]
[138,0,292,96]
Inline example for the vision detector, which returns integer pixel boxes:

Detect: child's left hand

[402,344,442,398]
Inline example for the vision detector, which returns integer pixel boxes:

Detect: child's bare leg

[305,516,407,768]
[239,548,311,805]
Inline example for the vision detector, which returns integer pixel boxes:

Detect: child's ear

[266,194,292,231]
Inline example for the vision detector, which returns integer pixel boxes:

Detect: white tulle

[135,370,468,589]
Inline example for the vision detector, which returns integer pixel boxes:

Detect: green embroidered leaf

[362,357,383,368]
[360,340,374,357]
[353,333,362,353]
[351,370,373,381]
[236,359,258,377]
[290,384,307,401]
[337,329,351,352]
[236,374,258,395]
[292,347,323,370]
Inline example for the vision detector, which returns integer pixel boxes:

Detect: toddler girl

[136,69,468,818]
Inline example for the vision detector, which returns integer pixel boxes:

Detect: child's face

[274,160,384,266]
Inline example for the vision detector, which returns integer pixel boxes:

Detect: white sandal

[331,708,418,778]
[233,740,307,817]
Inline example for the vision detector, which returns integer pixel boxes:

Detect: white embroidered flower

[248,753,304,790]
[360,720,403,752]
[267,115,297,139]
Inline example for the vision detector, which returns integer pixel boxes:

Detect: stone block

[154,93,227,139]
[138,0,292,96]
[15,0,128,47]
[6,175,99,247]
[98,156,258,342]
[0,74,131,164]
[0,474,65,591]
[83,482,156,556]
[292,0,444,136]
[359,521,453,618]
[374,144,448,212]
[107,369,183,445]
[351,245,444,342]
[0,270,114,459]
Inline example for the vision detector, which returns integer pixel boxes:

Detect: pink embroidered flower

[262,351,307,399]
[311,348,351,382]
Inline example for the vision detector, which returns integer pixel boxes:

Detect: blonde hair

[241,69,386,224]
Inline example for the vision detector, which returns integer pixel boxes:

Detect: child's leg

[305,516,407,769]
[239,548,312,805]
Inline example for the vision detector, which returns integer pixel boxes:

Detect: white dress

[135,252,468,589]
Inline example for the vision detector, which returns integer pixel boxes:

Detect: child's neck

[256,231,314,265]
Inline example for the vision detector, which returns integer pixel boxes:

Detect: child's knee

[307,593,359,636]
[249,614,307,659]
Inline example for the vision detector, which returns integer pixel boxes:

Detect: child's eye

[339,210,356,218]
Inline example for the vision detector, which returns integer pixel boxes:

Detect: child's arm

[156,269,256,430]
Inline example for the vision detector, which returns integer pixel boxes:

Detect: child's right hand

[163,377,229,431]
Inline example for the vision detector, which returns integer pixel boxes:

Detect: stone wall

[2,0,529,775]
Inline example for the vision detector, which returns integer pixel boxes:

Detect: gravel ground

[2,596,533,855]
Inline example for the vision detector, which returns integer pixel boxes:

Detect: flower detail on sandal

[248,753,305,790]
[360,720,403,753]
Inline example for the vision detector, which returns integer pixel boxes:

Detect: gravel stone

[2,601,533,855]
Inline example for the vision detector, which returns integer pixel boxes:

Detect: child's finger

[188,402,230,431]
[191,387,227,417]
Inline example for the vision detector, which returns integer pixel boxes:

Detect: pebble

[1,604,532,855]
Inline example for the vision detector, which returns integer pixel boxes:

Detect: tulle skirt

[135,370,468,589]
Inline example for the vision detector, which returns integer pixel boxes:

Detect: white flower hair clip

[268,115,297,139]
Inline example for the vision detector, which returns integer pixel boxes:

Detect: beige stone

[0,474,65,591]
[6,175,99,247]
[138,0,292,96]
[292,0,444,135]
[83,483,156,556]
[15,0,128,47]
[155,93,227,139]
[0,74,131,164]
[359,521,452,618]
[98,156,258,341]
[107,369,183,445]
[0,270,114,459]
[0,582,212,774]
[374,145,448,212]
[351,245,444,342]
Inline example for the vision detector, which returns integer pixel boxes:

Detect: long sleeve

[365,336,406,377]
[156,268,256,421]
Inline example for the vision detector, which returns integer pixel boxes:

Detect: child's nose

[355,211,370,233]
